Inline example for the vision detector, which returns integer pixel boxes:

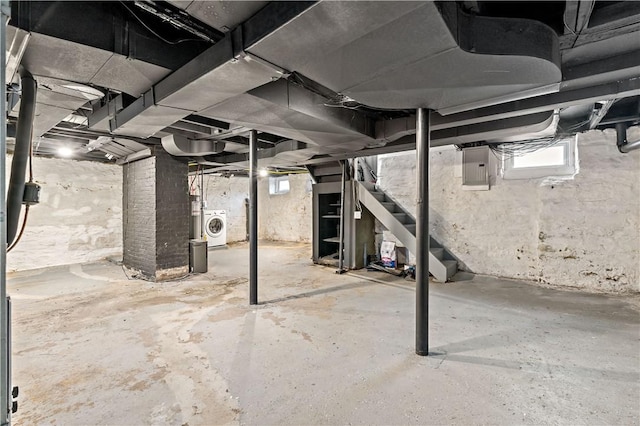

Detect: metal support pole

[200,167,205,239]
[1,2,12,421]
[337,160,347,273]
[415,108,430,356]
[249,130,258,305]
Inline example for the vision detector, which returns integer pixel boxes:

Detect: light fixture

[259,168,268,177]
[58,146,73,158]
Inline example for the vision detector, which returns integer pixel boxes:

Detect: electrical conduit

[616,122,640,153]
[6,68,36,247]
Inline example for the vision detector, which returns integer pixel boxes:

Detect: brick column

[122,146,189,281]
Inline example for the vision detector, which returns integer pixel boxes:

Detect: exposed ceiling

[5,1,640,169]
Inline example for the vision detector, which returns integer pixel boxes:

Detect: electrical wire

[563,0,598,48]
[7,206,29,253]
[189,164,200,194]
[487,107,591,161]
[119,1,203,45]
[28,133,34,183]
[205,174,211,198]
[266,170,309,175]
[489,137,561,160]
[323,95,407,112]
[287,72,408,114]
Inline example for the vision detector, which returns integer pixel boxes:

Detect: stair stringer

[356,181,456,282]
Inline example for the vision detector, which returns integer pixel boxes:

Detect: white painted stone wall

[377,127,640,293]
[259,173,313,242]
[6,155,123,271]
[203,173,312,243]
[202,174,250,243]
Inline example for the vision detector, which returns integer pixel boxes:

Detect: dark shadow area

[430,332,515,355]
[261,280,375,304]
[441,353,639,383]
[450,271,475,282]
[346,271,416,292]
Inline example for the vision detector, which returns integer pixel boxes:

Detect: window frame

[268,175,291,195]
[502,136,578,180]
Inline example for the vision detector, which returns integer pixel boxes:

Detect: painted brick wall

[154,149,189,272]
[6,155,123,271]
[377,127,640,293]
[123,156,156,278]
[123,147,189,280]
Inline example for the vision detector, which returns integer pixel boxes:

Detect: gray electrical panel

[462,146,490,190]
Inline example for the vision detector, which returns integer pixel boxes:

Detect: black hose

[6,68,37,247]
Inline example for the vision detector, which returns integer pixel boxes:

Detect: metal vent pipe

[6,68,36,247]
[616,123,640,153]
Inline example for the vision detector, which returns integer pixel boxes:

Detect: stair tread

[442,260,458,278]
[430,247,444,259]
[360,182,456,280]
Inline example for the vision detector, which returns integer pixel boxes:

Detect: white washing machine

[204,210,227,247]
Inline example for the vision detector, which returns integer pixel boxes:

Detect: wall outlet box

[354,211,362,220]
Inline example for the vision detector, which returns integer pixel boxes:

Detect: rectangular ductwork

[108,3,315,139]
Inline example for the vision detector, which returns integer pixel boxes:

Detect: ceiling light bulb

[259,169,268,177]
[58,147,73,158]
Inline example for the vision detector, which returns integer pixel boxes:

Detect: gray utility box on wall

[189,239,208,273]
[462,146,491,190]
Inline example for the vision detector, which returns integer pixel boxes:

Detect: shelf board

[329,203,342,207]
[316,253,339,266]
[322,215,340,218]
[323,237,341,243]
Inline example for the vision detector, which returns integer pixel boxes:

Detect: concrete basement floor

[7,242,640,425]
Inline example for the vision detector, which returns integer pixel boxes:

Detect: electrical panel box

[462,146,490,190]
[22,182,41,205]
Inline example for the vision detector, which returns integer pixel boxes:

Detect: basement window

[502,136,578,180]
[269,176,290,195]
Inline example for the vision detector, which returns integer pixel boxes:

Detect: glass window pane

[513,145,565,168]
